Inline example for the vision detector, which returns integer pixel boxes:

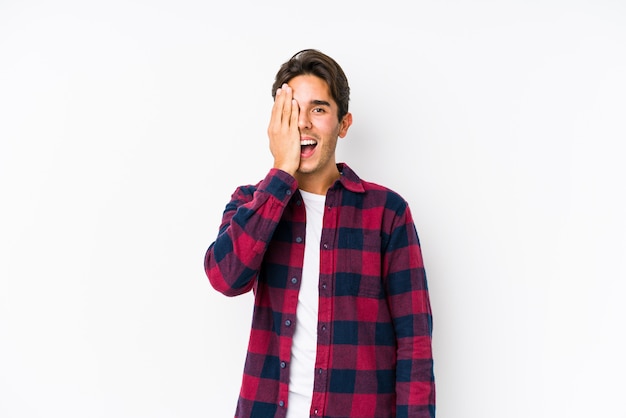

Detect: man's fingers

[269,84,297,132]
[269,87,285,131]
[267,84,301,175]
[280,85,293,128]
[290,99,299,132]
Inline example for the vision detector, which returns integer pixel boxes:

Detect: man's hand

[268,83,300,176]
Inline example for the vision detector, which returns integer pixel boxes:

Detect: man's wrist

[272,162,298,177]
[260,168,298,201]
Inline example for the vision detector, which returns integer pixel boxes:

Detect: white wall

[1,1,625,417]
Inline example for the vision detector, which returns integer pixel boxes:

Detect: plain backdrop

[1,1,625,417]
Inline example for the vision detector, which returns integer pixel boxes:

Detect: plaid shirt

[205,163,435,418]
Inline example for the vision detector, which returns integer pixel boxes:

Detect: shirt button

[323,243,328,249]
[291,277,298,284]
[314,409,318,415]
[321,283,327,289]
[280,361,286,368]
[285,319,291,327]
[279,400,285,407]
[296,200,302,206]
[286,190,292,196]
[296,237,303,243]
[321,325,326,331]
[318,368,323,374]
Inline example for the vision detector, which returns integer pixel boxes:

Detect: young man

[205,49,435,418]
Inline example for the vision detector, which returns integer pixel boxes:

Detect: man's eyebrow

[311,100,331,107]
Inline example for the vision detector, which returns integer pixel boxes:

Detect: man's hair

[272,49,350,121]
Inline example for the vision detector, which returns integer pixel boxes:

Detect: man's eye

[313,108,325,113]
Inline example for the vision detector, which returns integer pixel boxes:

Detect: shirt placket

[277,195,306,417]
[310,187,339,417]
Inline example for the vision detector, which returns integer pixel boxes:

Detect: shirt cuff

[257,168,298,203]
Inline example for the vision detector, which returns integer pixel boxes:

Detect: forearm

[393,276,435,417]
[395,332,435,417]
[205,169,297,296]
[384,204,435,416]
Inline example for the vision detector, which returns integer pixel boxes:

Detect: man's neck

[296,168,341,195]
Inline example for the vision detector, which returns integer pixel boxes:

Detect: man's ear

[338,112,353,138]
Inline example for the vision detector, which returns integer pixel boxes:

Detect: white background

[1,1,625,417]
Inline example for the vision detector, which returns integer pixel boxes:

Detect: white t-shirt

[286,190,325,417]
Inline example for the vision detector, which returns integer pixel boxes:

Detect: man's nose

[298,112,311,130]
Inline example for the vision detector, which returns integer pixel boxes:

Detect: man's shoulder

[360,178,398,194]
[339,163,409,211]
[360,179,409,210]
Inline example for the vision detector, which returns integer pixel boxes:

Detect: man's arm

[383,200,436,418]
[204,170,297,296]
[205,83,302,296]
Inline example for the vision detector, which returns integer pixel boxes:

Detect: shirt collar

[336,163,365,193]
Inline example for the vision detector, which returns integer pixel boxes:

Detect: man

[205,49,435,418]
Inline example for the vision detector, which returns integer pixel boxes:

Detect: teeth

[300,139,317,146]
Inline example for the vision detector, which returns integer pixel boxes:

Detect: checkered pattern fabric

[205,164,435,418]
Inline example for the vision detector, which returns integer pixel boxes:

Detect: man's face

[288,74,352,178]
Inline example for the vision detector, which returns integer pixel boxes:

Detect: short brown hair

[272,49,350,121]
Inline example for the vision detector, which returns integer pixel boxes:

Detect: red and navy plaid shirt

[205,163,435,418]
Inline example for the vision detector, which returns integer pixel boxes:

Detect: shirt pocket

[336,229,383,298]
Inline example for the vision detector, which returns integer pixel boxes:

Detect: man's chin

[296,163,316,175]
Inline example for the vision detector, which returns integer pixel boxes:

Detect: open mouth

[300,139,317,157]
